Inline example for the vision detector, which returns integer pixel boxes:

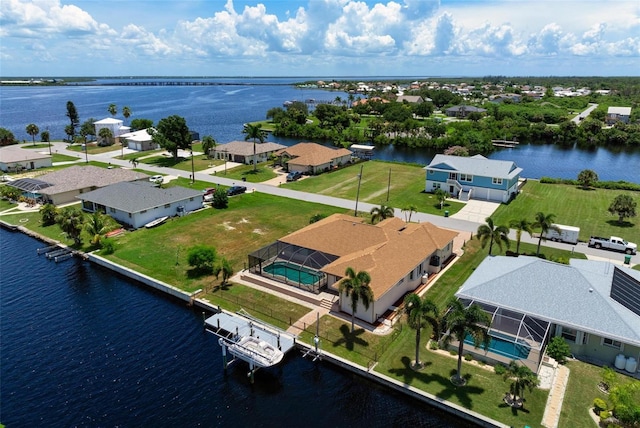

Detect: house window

[164,204,170,208]
[582,333,589,345]
[492,177,503,185]
[460,174,473,182]
[602,337,623,350]
[432,182,441,189]
[560,327,577,343]
[410,271,414,280]
[428,169,434,175]
[141,210,147,213]
[448,172,457,180]
[109,208,116,213]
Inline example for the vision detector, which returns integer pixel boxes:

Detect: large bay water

[0,228,470,427]
[1,77,638,183]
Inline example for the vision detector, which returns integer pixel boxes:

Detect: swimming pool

[464,331,531,360]
[263,261,322,286]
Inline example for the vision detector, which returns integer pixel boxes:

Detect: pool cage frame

[248,241,338,294]
[452,299,551,371]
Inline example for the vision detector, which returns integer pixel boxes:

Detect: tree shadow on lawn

[605,219,636,228]
[148,156,187,167]
[498,395,531,416]
[332,324,368,351]
[388,356,484,410]
[186,266,213,279]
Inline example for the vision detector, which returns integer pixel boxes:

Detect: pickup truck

[588,236,637,255]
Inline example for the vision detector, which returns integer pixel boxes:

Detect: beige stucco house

[0,145,52,172]
[276,142,353,175]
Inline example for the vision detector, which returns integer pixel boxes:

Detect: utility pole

[386,168,391,201]
[354,164,363,216]
[190,146,195,184]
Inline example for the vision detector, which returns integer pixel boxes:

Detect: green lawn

[52,153,81,162]
[134,154,219,172]
[285,160,465,215]
[492,181,640,244]
[67,143,121,155]
[217,162,278,183]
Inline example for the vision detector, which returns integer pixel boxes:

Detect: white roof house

[94,118,130,141]
[455,256,640,373]
[119,128,157,151]
[606,106,632,124]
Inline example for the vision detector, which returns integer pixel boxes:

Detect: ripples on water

[0,229,469,427]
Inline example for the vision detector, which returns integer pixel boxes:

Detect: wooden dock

[492,140,519,148]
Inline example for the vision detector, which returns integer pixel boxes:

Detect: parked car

[286,171,302,182]
[203,188,217,202]
[227,185,247,196]
[149,175,163,184]
[588,236,637,254]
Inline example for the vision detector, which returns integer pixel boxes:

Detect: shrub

[546,336,571,363]
[464,354,473,361]
[187,245,217,273]
[494,363,506,375]
[449,350,457,356]
[594,398,608,414]
[599,410,611,420]
[429,341,439,350]
[212,190,228,209]
[100,238,116,255]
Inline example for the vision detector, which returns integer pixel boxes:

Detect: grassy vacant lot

[492,180,640,244]
[134,153,219,172]
[101,192,346,292]
[285,160,465,215]
[67,143,121,155]
[217,163,278,182]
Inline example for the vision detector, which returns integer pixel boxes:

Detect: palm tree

[129,157,139,168]
[56,208,85,245]
[509,218,533,254]
[242,123,266,172]
[441,298,491,385]
[434,188,448,209]
[26,123,39,146]
[533,212,558,256]
[84,211,108,246]
[401,205,417,223]
[370,204,394,224]
[201,135,217,158]
[41,130,51,155]
[404,293,440,368]
[213,257,234,286]
[98,127,113,146]
[108,103,117,117]
[338,267,374,333]
[122,106,131,125]
[502,360,539,409]
[476,217,510,256]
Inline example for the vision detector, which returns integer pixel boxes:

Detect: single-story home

[94,118,130,144]
[425,154,522,203]
[445,105,487,118]
[396,95,425,104]
[210,141,286,165]
[119,128,158,151]
[275,142,353,175]
[0,145,52,172]
[78,181,203,229]
[606,106,632,125]
[454,256,640,374]
[6,165,148,205]
[248,214,458,325]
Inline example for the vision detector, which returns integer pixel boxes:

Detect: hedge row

[539,177,640,192]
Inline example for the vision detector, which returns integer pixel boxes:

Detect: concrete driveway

[449,199,501,223]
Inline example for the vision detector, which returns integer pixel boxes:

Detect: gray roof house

[78,181,204,229]
[425,154,522,203]
[606,106,632,125]
[211,141,286,165]
[445,105,487,118]
[454,256,640,375]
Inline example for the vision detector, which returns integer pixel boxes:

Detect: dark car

[286,171,302,182]
[227,185,247,196]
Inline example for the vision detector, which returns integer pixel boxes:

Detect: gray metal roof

[455,256,640,347]
[77,181,203,214]
[426,154,523,179]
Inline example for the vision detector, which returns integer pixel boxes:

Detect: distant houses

[445,105,487,118]
[94,118,130,144]
[210,141,286,165]
[425,154,522,203]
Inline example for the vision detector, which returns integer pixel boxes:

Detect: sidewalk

[541,364,570,428]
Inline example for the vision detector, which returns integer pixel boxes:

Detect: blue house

[425,154,522,203]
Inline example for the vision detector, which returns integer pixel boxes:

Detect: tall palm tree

[201,135,217,158]
[533,212,558,256]
[502,360,539,409]
[441,298,491,385]
[370,204,394,224]
[509,218,533,254]
[434,188,448,209]
[84,211,108,246]
[25,123,39,146]
[56,208,85,245]
[404,293,440,368]
[242,123,266,172]
[213,257,234,286]
[98,127,113,146]
[108,103,117,117]
[401,205,417,223]
[338,267,374,333]
[476,217,510,255]
[122,106,131,125]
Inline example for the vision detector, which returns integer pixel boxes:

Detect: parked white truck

[542,224,580,245]
[588,236,637,254]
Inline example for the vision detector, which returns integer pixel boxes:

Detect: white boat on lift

[227,336,284,368]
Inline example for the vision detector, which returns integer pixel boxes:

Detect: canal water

[0,228,471,427]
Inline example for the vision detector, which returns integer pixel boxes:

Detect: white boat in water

[228,336,284,368]
[144,216,168,228]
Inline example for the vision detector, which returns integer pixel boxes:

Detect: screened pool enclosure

[455,298,551,371]
[248,241,338,294]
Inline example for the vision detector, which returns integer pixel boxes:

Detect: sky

[1,0,639,77]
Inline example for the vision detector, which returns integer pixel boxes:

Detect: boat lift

[204,309,297,383]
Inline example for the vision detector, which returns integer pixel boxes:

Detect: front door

[449,185,455,193]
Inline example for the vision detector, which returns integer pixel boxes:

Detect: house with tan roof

[276,142,352,175]
[0,145,52,172]
[210,141,286,165]
[7,165,148,205]
[248,214,458,325]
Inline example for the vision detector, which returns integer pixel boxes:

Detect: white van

[543,224,580,245]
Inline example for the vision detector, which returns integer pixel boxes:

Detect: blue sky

[1,0,638,77]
